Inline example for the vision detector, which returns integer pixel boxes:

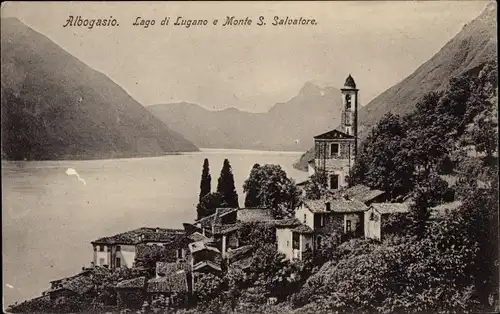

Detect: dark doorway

[329,174,339,190]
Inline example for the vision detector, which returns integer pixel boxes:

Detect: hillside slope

[1,18,198,160]
[358,2,497,138]
[148,82,343,152]
[294,2,497,171]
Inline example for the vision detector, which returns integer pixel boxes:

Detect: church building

[308,74,359,190]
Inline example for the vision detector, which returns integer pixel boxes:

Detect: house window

[330,174,339,190]
[370,212,375,221]
[292,233,300,250]
[303,214,307,224]
[116,245,121,252]
[346,220,352,233]
[99,258,105,266]
[99,245,104,252]
[330,143,340,157]
[345,94,351,109]
[116,257,121,268]
[177,248,184,259]
[286,240,290,247]
[314,214,325,229]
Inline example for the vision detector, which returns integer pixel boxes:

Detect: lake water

[1,149,308,307]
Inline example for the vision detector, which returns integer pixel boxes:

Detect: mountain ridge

[1,18,198,160]
[148,82,344,152]
[294,2,497,171]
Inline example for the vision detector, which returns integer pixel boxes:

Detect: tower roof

[314,129,355,140]
[344,74,356,89]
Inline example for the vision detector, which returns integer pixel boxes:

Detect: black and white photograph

[1,1,498,313]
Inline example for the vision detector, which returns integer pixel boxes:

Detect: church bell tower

[340,74,359,157]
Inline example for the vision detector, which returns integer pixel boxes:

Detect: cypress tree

[243,163,262,207]
[199,158,211,202]
[217,159,239,208]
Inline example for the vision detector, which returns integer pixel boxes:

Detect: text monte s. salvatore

[131,15,317,28]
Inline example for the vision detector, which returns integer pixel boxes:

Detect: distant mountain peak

[298,81,323,97]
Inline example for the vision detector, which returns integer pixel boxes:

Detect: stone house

[276,197,367,261]
[340,184,387,205]
[364,203,410,241]
[147,262,190,306]
[187,240,222,274]
[275,218,314,260]
[91,227,186,270]
[298,198,367,240]
[115,276,147,309]
[42,266,110,303]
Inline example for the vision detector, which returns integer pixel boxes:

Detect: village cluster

[36,75,463,309]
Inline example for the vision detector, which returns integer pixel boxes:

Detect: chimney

[91,261,95,268]
[156,227,160,233]
[325,202,331,211]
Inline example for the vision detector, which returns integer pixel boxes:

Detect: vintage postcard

[1,1,498,313]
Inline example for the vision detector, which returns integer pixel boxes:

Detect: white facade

[116,245,136,268]
[294,205,315,229]
[93,244,137,269]
[276,228,294,260]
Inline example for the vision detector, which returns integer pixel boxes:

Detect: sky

[1,1,491,112]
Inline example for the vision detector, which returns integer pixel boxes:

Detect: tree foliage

[217,159,239,208]
[303,171,327,200]
[352,61,498,203]
[243,163,262,207]
[351,112,414,199]
[197,192,226,219]
[242,164,302,218]
[237,222,276,246]
[198,158,212,208]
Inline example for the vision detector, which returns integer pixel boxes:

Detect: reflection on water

[1,150,308,306]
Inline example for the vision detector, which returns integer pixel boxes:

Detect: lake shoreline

[1,148,307,164]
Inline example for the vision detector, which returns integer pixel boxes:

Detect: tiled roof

[188,231,210,242]
[371,203,410,215]
[314,129,355,140]
[213,223,242,235]
[136,243,164,261]
[188,241,221,254]
[226,245,254,261]
[147,274,188,293]
[50,266,110,286]
[156,261,188,277]
[237,208,274,222]
[291,224,314,234]
[304,198,367,213]
[272,218,302,228]
[148,262,188,293]
[183,223,203,236]
[115,276,146,289]
[64,276,94,294]
[193,260,222,272]
[92,227,185,245]
[48,275,94,295]
[230,256,253,270]
[342,184,386,203]
[196,208,237,228]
